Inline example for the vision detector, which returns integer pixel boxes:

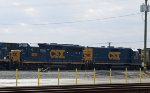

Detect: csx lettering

[50,50,65,58]
[13,53,17,56]
[83,48,93,61]
[108,52,121,60]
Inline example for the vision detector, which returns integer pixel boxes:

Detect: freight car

[0,42,149,70]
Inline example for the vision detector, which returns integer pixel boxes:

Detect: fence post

[76,68,78,85]
[93,68,96,84]
[16,69,18,87]
[140,68,142,83]
[125,67,128,84]
[58,67,60,85]
[38,68,40,86]
[109,68,112,84]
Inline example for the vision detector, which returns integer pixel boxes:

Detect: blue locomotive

[0,42,149,70]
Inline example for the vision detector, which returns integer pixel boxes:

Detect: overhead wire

[0,12,141,26]
[88,41,150,46]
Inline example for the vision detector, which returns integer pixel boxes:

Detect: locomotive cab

[9,50,21,62]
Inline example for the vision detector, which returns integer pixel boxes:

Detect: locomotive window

[75,52,78,54]
[40,49,46,53]
[31,49,33,51]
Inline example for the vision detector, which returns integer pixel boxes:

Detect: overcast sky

[0,0,150,49]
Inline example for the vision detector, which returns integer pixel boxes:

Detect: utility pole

[144,0,148,71]
[140,0,149,71]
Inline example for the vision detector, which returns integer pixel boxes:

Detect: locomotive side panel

[93,48,133,65]
[38,43,84,63]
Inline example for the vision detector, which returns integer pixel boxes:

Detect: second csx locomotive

[0,42,149,70]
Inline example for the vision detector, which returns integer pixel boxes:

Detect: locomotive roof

[38,43,84,48]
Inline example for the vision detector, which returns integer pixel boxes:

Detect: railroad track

[0,83,150,93]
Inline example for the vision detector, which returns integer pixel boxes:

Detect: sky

[0,0,150,49]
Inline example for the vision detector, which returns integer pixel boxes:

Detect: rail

[0,83,150,93]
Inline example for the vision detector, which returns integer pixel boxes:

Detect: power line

[94,41,150,45]
[46,13,141,24]
[0,13,141,26]
[87,41,150,47]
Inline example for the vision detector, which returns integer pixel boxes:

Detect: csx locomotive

[0,42,149,70]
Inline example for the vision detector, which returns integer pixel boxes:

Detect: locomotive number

[50,50,65,58]
[108,52,121,60]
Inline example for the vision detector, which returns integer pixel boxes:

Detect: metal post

[108,42,112,48]
[58,68,60,85]
[140,68,142,83]
[38,68,40,86]
[109,68,112,84]
[16,69,18,87]
[84,63,87,79]
[76,68,78,85]
[93,68,96,84]
[125,68,128,84]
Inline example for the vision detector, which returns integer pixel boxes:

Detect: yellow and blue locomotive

[0,42,149,70]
